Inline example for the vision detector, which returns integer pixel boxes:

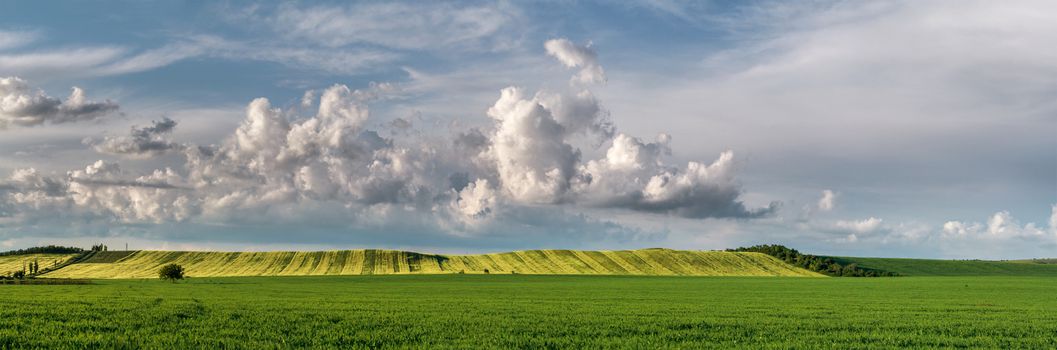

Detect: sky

[0,0,1054,259]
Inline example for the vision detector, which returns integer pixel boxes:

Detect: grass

[41,249,821,279]
[830,256,1057,276]
[1,275,1054,348]
[1011,258,1057,265]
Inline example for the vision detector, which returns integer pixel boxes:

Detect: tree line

[728,244,898,277]
[0,245,85,257]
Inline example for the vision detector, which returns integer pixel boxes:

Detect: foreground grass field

[42,249,820,278]
[2,275,1055,348]
[831,256,1057,276]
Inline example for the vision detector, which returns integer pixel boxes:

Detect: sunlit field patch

[41,249,821,279]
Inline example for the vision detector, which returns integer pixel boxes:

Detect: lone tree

[159,264,185,282]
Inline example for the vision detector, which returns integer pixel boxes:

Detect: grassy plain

[42,249,820,278]
[2,275,1055,349]
[830,256,1057,276]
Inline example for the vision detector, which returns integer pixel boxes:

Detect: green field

[42,249,820,279]
[830,256,1057,276]
[2,275,1055,348]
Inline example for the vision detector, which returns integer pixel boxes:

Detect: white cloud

[0,47,126,78]
[0,35,400,81]
[817,189,836,211]
[0,30,37,50]
[264,2,519,51]
[0,39,774,247]
[1050,204,1057,235]
[545,38,607,84]
[486,86,585,204]
[937,208,1052,244]
[941,220,975,236]
[834,217,883,234]
[452,178,497,220]
[601,0,1057,214]
[0,77,118,128]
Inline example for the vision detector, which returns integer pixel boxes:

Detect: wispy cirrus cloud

[255,2,521,51]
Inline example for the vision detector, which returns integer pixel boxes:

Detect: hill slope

[0,254,79,275]
[41,249,822,279]
[830,256,1057,276]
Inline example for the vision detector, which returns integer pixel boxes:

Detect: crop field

[1,275,1055,348]
[830,256,1057,276]
[0,254,77,275]
[42,249,820,279]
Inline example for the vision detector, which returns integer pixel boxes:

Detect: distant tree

[483,269,490,274]
[159,264,185,282]
[12,270,25,279]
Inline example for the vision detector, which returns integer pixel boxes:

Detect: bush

[159,264,185,282]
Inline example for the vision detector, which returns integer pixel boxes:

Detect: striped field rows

[0,254,78,275]
[41,249,821,279]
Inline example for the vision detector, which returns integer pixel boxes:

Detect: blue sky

[0,1,1054,258]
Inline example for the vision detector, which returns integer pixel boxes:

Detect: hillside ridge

[41,248,823,279]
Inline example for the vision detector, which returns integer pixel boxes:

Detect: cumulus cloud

[0,39,770,246]
[0,161,194,225]
[817,190,836,211]
[545,38,606,84]
[486,86,587,203]
[834,217,883,234]
[0,77,118,128]
[940,208,1055,242]
[583,140,775,218]
[89,117,182,157]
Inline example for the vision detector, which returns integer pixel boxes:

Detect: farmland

[830,256,1057,276]
[0,254,77,276]
[41,249,820,279]
[1,275,1055,348]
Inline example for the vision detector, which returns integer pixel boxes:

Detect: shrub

[159,264,185,282]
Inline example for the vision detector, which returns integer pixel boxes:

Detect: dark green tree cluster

[0,245,84,256]
[159,264,185,282]
[90,244,108,252]
[728,244,897,277]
